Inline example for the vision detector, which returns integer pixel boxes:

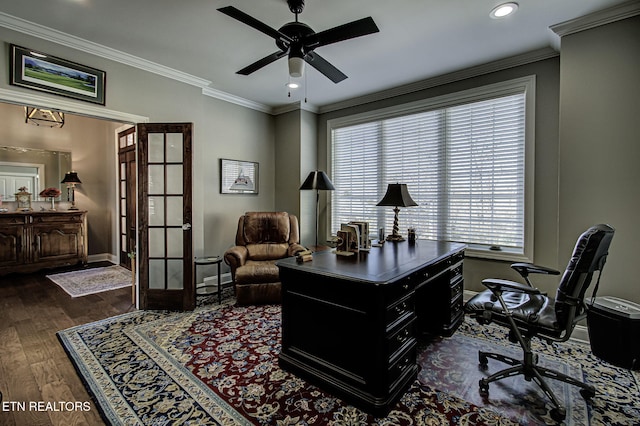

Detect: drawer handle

[402,283,409,290]
[398,356,412,371]
[395,302,408,315]
[396,328,410,343]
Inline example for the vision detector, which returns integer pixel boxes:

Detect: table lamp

[376,183,417,242]
[61,171,82,210]
[300,170,335,247]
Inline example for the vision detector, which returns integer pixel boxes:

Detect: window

[329,77,534,261]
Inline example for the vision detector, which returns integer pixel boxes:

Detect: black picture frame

[10,44,106,105]
[220,158,259,194]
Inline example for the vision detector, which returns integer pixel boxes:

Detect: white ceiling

[0,0,631,110]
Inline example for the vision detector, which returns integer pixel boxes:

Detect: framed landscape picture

[220,158,258,194]
[10,44,106,105]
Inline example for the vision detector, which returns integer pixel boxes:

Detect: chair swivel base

[477,350,595,422]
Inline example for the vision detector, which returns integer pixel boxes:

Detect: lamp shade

[376,183,417,207]
[288,55,305,78]
[61,171,82,184]
[300,170,335,191]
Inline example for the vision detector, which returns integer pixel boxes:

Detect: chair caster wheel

[479,379,489,395]
[580,388,596,399]
[479,353,488,367]
[550,407,566,422]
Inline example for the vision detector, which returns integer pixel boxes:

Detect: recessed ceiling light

[286,82,299,89]
[490,2,518,19]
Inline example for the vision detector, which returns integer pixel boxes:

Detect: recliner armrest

[288,243,307,257]
[511,262,560,278]
[224,245,249,282]
[482,278,543,295]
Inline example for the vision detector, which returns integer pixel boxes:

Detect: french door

[117,127,136,270]
[137,123,194,310]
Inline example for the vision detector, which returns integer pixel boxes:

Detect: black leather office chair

[465,224,615,422]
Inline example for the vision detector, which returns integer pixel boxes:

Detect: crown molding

[271,100,320,116]
[0,12,211,89]
[0,12,275,114]
[317,47,558,114]
[0,87,149,123]
[550,0,640,37]
[202,87,272,114]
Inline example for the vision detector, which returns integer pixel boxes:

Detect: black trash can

[587,296,640,370]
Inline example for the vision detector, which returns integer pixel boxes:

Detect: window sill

[463,245,532,263]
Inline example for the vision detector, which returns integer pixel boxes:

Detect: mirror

[0,146,72,200]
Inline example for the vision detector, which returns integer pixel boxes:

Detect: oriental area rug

[58,301,640,425]
[47,265,132,298]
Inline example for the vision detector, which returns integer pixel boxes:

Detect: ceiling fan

[217,0,379,83]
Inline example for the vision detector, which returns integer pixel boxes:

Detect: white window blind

[331,91,526,254]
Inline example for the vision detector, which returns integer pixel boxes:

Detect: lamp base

[385,234,405,242]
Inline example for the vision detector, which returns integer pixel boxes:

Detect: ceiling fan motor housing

[287,0,305,15]
[276,22,315,54]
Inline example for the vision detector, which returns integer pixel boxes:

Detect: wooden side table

[194,256,223,304]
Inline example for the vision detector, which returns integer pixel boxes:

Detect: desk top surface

[277,239,465,284]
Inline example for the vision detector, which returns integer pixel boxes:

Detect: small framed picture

[220,158,259,194]
[10,44,106,105]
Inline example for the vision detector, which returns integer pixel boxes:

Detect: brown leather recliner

[224,212,306,305]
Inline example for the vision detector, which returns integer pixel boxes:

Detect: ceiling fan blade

[305,52,347,83]
[237,51,288,75]
[305,17,379,49]
[218,6,292,45]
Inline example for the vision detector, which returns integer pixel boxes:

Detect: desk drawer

[450,277,463,301]
[387,343,417,386]
[386,293,414,332]
[387,317,415,358]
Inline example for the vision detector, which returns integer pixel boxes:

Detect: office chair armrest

[482,278,543,295]
[511,262,561,278]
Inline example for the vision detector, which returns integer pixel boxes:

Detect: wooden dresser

[277,240,466,416]
[0,211,88,275]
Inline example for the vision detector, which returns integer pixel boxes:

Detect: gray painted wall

[558,16,640,303]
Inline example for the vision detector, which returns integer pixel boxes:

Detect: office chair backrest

[555,224,615,327]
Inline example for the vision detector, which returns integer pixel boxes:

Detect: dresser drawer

[32,213,85,224]
[0,215,28,225]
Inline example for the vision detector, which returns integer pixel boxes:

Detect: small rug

[58,303,640,425]
[47,265,131,298]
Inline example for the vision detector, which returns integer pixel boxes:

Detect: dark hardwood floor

[0,263,135,426]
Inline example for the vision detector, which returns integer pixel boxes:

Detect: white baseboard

[87,253,118,264]
[196,272,233,289]
[463,289,590,344]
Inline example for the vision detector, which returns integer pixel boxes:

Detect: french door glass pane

[166,165,183,194]
[166,197,183,226]
[148,228,165,257]
[148,197,165,226]
[149,259,165,289]
[166,228,183,257]
[148,165,164,194]
[148,134,164,162]
[166,133,183,162]
[167,260,183,289]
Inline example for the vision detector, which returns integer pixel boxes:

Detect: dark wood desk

[277,240,465,416]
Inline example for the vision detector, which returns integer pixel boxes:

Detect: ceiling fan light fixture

[288,56,305,78]
[490,2,518,19]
